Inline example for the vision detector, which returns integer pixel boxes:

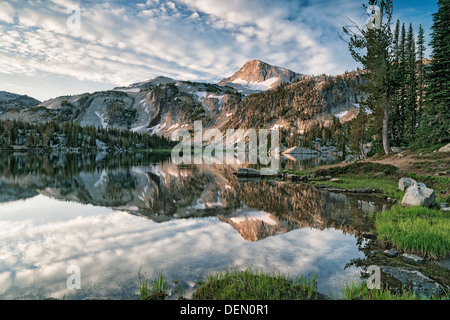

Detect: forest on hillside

[0,119,175,152]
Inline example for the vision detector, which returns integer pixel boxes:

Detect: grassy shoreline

[375,205,449,259]
[281,160,449,259]
[138,154,450,301]
[191,268,319,300]
[280,160,449,202]
[139,268,448,301]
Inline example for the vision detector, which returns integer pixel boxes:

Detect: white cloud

[0,1,15,24]
[0,0,366,100]
[0,193,364,299]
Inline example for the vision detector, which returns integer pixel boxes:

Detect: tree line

[0,119,175,151]
[341,0,449,156]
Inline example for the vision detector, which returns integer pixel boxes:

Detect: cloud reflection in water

[0,194,364,300]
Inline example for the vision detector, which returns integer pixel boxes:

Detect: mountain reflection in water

[0,152,389,299]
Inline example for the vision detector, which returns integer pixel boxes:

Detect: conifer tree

[416,25,426,122]
[390,19,404,146]
[404,23,417,143]
[415,0,450,146]
[341,0,394,154]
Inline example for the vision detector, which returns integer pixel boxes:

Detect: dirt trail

[363,153,417,173]
[363,152,449,177]
[313,151,449,178]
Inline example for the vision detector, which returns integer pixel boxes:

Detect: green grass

[284,160,449,203]
[139,269,168,300]
[375,205,450,259]
[192,268,319,300]
[337,281,448,300]
[135,267,449,301]
[282,162,405,200]
[315,162,399,176]
[311,177,404,200]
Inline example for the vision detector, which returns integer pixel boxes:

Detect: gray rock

[417,182,427,188]
[401,184,436,207]
[402,253,425,264]
[391,147,403,154]
[381,266,444,297]
[383,249,399,258]
[398,177,417,192]
[236,168,261,177]
[329,178,341,183]
[438,143,450,153]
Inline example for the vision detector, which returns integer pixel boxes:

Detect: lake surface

[0,152,389,300]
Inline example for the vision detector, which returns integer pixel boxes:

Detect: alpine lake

[0,151,447,300]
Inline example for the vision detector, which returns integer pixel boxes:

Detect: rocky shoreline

[234,166,449,297]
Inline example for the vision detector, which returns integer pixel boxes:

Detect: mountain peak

[218,59,302,93]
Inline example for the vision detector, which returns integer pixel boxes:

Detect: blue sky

[0,0,438,101]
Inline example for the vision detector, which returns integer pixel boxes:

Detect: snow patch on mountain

[335,110,349,119]
[149,123,167,135]
[95,111,108,129]
[230,211,278,226]
[131,122,150,133]
[232,77,280,91]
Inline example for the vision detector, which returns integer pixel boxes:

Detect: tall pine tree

[415,0,450,146]
[398,22,407,145]
[404,23,417,144]
[390,20,402,145]
[342,0,394,154]
[416,25,426,123]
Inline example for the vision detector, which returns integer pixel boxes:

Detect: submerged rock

[402,253,425,264]
[381,266,444,297]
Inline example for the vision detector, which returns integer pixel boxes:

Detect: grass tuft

[139,269,168,300]
[375,205,450,259]
[337,281,448,300]
[192,268,318,300]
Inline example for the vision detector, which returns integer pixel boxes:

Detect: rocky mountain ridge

[0,91,41,114]
[0,60,366,138]
[218,59,302,94]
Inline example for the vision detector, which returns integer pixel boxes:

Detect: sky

[0,0,438,102]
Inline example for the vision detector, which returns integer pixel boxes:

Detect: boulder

[438,143,450,153]
[398,177,417,191]
[236,168,261,177]
[401,184,436,207]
